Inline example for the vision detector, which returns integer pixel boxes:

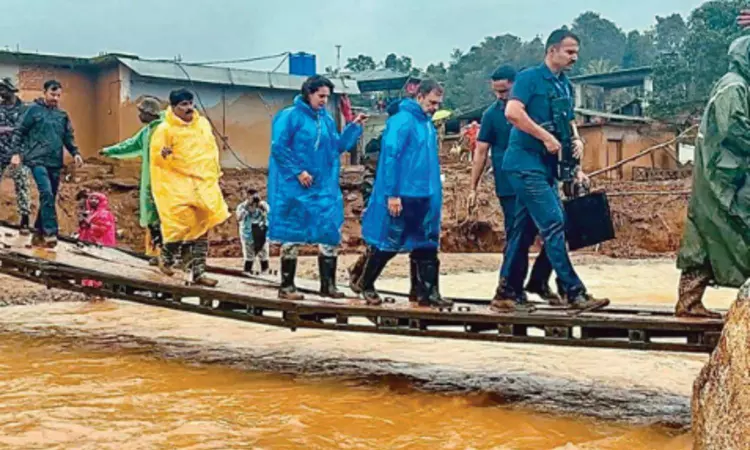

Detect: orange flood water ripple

[0,332,693,450]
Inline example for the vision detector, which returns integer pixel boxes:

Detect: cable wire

[188,52,290,66]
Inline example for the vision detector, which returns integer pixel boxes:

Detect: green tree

[622,30,656,68]
[654,13,689,53]
[383,53,414,73]
[583,58,620,75]
[345,54,376,72]
[651,0,745,118]
[517,36,545,69]
[424,62,448,83]
[571,12,627,74]
[440,34,544,109]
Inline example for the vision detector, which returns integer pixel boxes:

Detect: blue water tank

[289,52,316,77]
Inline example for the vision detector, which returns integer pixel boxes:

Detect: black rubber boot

[356,250,395,305]
[408,256,419,303]
[348,251,368,294]
[244,260,254,274]
[279,258,304,301]
[319,256,345,299]
[260,260,270,273]
[415,256,452,309]
[19,215,30,236]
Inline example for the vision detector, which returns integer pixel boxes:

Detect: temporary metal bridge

[0,225,723,354]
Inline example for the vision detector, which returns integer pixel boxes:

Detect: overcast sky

[3,0,707,70]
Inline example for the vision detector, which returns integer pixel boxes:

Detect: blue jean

[30,166,61,237]
[501,171,584,297]
[499,195,554,292]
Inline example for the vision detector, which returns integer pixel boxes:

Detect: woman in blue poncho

[268,75,366,300]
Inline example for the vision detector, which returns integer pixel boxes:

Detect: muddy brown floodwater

[0,256,735,449]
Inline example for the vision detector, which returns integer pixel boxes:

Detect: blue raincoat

[362,98,442,252]
[268,95,363,246]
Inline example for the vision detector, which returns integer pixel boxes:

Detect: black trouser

[30,166,61,237]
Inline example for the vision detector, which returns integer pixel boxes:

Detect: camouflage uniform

[360,135,380,208]
[280,243,338,259]
[0,97,31,218]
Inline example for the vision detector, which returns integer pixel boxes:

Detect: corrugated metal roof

[117,57,360,94]
[570,66,653,89]
[337,68,419,93]
[575,107,651,123]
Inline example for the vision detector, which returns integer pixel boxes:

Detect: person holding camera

[236,188,270,274]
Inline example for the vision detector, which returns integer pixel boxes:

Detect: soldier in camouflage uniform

[348,79,421,297]
[0,78,31,233]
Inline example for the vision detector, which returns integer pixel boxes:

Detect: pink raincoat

[78,192,116,247]
[78,192,116,288]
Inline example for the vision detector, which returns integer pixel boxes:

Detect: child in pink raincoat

[78,192,117,288]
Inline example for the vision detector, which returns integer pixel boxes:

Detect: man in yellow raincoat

[149,89,230,287]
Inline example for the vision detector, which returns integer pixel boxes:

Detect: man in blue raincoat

[268,75,366,300]
[356,80,452,308]
[348,78,420,298]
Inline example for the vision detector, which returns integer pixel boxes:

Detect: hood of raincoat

[398,98,429,123]
[293,95,327,119]
[86,192,110,213]
[728,35,750,81]
[165,106,201,127]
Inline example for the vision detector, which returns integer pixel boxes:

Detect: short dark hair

[405,77,421,87]
[417,79,444,97]
[169,88,194,107]
[301,75,335,101]
[43,79,62,91]
[247,188,258,196]
[491,65,516,82]
[545,28,580,51]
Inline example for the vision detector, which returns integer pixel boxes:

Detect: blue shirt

[502,63,576,179]
[477,100,513,197]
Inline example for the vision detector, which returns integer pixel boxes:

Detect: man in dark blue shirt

[492,29,609,313]
[468,65,560,305]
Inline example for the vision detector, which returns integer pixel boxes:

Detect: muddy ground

[0,153,690,258]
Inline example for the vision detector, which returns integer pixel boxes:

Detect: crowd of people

[3,21,750,318]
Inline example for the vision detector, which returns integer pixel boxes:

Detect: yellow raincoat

[149,108,230,244]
